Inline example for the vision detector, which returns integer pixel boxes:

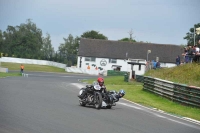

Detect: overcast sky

[0,0,199,51]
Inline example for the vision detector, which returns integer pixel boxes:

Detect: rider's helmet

[118,89,125,98]
[97,77,104,86]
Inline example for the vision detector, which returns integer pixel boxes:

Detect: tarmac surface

[0,72,199,133]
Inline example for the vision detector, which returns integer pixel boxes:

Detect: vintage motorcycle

[78,81,103,109]
[78,82,124,109]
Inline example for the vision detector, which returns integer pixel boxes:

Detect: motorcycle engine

[87,95,94,102]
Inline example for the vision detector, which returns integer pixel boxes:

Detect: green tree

[81,30,108,40]
[119,37,136,42]
[41,33,54,60]
[58,34,79,66]
[1,19,43,58]
[0,30,3,55]
[184,23,200,47]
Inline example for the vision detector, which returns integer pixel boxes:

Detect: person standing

[156,61,161,68]
[188,45,194,63]
[20,64,24,73]
[176,55,180,66]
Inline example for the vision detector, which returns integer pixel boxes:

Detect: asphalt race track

[0,72,200,133]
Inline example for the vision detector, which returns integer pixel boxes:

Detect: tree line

[0,20,108,66]
[0,19,199,66]
[183,23,200,47]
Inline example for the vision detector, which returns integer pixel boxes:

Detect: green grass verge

[82,76,200,121]
[1,62,66,73]
[0,72,21,78]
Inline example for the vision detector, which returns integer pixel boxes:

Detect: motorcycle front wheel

[79,99,86,106]
[94,93,102,109]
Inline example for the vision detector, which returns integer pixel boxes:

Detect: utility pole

[194,26,196,46]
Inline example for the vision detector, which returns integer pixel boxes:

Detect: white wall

[160,62,176,68]
[77,56,176,77]
[77,56,147,76]
[78,56,129,71]
[0,57,66,69]
[65,67,108,76]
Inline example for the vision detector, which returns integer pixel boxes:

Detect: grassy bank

[82,76,200,121]
[145,63,200,87]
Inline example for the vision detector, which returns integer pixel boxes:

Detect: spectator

[195,45,199,53]
[182,47,189,63]
[193,45,200,62]
[176,55,180,66]
[187,45,194,63]
[20,64,24,73]
[156,61,161,68]
[152,60,157,69]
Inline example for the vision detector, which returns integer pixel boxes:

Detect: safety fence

[135,75,144,83]
[142,76,200,108]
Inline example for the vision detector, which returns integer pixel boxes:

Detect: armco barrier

[135,75,144,83]
[143,76,155,94]
[173,84,200,107]
[143,76,200,108]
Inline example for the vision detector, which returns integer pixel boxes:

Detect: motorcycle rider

[112,89,125,102]
[97,77,107,93]
[78,77,107,99]
[96,78,126,102]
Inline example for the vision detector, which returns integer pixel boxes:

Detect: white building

[74,38,183,78]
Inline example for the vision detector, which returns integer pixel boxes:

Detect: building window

[109,59,117,63]
[85,57,96,62]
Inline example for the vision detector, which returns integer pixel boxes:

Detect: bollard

[22,73,28,77]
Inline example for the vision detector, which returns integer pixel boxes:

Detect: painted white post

[147,50,151,62]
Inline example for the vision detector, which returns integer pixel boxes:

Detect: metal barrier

[143,76,200,108]
[135,75,144,83]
